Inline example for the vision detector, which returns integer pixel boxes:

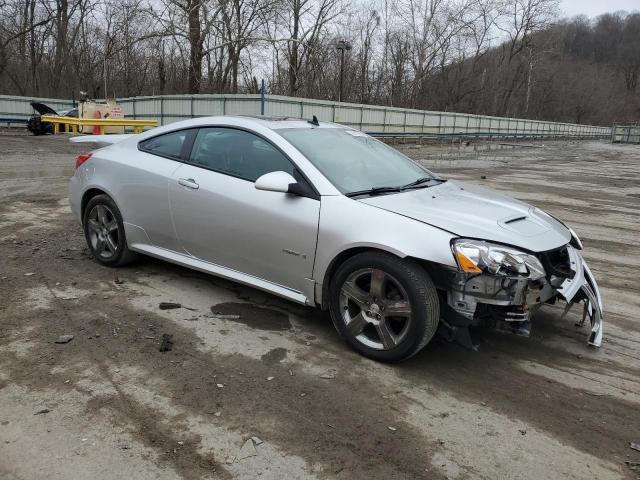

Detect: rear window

[139,130,191,159]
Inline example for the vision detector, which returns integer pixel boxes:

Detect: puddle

[210,302,291,331]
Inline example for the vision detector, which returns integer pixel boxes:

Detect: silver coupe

[69,116,603,362]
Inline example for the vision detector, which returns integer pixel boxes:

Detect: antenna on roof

[308,115,319,127]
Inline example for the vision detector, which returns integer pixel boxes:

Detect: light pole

[336,39,352,103]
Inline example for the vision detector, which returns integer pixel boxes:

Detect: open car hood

[30,102,59,116]
[360,180,571,253]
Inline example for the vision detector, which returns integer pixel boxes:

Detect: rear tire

[329,251,440,362]
[82,194,137,267]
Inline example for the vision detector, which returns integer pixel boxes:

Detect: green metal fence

[611,124,640,144]
[0,93,611,138]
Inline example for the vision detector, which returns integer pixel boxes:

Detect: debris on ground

[319,369,336,379]
[388,426,397,432]
[113,273,123,285]
[59,294,79,300]
[55,334,74,344]
[34,408,50,415]
[626,461,640,472]
[630,441,640,452]
[159,302,181,310]
[237,439,257,460]
[266,376,274,381]
[251,436,263,446]
[481,175,487,179]
[24,272,34,276]
[159,334,173,352]
[209,308,241,319]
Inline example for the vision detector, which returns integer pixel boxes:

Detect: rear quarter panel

[72,141,183,252]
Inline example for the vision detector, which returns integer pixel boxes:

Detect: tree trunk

[51,0,69,93]
[288,0,300,96]
[187,0,203,94]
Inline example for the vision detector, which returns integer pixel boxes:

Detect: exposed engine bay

[434,242,603,348]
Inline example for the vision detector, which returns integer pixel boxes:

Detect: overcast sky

[560,0,639,18]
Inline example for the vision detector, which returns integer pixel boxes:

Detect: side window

[139,130,190,159]
[189,127,296,181]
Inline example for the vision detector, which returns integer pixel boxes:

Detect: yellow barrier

[41,115,158,135]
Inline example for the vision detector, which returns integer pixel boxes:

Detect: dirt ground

[1,131,639,480]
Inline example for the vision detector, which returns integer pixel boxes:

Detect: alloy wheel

[339,268,413,350]
[86,204,120,259]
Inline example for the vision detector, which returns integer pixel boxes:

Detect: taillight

[75,152,92,169]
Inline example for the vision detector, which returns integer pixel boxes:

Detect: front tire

[82,194,136,267]
[329,252,439,362]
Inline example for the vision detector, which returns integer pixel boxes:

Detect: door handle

[178,178,199,190]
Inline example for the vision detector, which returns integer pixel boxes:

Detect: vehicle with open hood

[27,102,78,135]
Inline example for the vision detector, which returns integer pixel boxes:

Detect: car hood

[30,102,59,116]
[359,180,571,252]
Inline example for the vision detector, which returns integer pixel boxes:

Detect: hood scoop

[498,212,550,237]
[504,215,527,224]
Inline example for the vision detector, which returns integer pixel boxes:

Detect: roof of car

[226,115,345,130]
[130,115,349,143]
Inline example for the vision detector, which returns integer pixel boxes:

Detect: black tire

[329,251,439,362]
[82,194,137,267]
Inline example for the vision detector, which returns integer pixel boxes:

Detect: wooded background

[1,0,638,125]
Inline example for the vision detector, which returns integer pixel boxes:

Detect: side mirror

[254,171,297,194]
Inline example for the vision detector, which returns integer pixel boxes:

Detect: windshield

[278,128,434,194]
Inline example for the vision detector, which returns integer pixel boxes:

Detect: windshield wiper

[345,186,404,198]
[399,177,445,190]
[345,177,446,198]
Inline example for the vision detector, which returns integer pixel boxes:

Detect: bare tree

[1,0,638,125]
[275,0,341,96]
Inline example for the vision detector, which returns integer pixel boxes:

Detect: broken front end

[436,239,603,348]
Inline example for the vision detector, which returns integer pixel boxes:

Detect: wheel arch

[319,245,406,309]
[80,187,121,220]
[319,245,452,310]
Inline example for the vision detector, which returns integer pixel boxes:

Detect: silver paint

[69,116,604,347]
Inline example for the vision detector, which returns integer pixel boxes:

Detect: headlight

[452,239,545,279]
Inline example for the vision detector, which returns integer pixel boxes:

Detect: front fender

[313,195,457,303]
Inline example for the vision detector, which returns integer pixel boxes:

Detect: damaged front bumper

[556,247,603,346]
[443,244,603,347]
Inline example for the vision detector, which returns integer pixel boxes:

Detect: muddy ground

[0,131,639,480]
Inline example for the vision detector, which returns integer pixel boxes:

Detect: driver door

[169,127,320,296]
